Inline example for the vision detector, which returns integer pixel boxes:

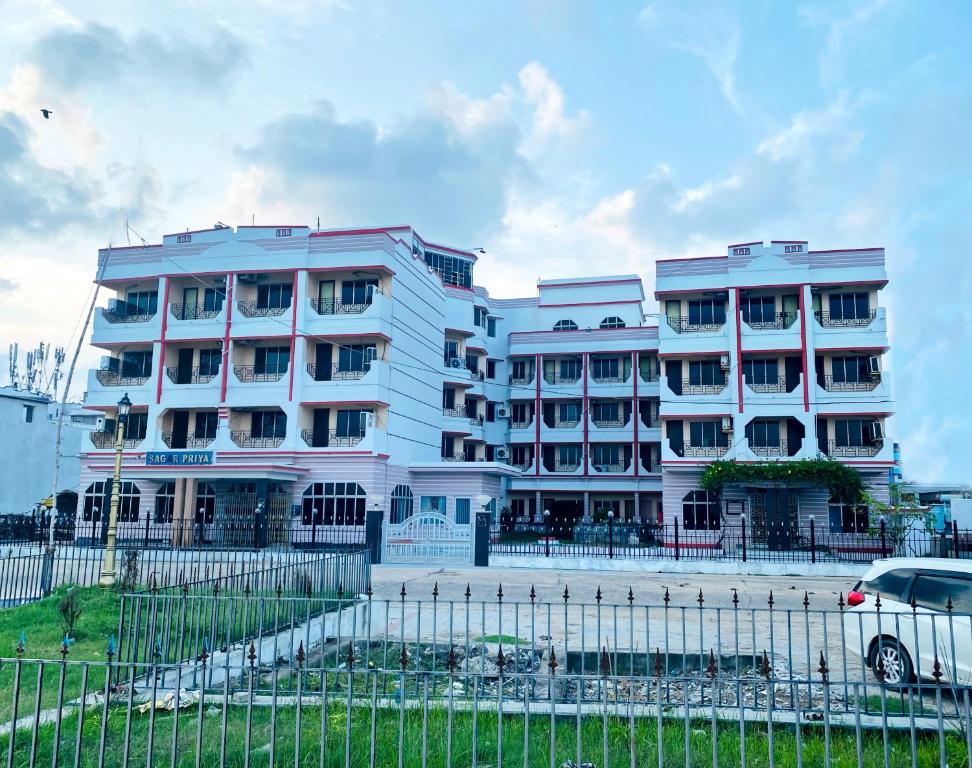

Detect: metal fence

[1,583,970,767]
[492,518,971,563]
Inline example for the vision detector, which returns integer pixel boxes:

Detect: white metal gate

[382,512,471,564]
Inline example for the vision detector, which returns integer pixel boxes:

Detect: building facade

[77,227,893,552]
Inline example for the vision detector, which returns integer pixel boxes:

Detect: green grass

[0,701,964,768]
[470,634,529,645]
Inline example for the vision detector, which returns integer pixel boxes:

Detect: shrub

[58,589,83,636]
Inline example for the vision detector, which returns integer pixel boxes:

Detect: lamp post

[607,509,615,559]
[543,509,551,557]
[98,393,131,586]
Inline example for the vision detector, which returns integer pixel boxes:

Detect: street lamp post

[543,509,551,558]
[607,509,615,559]
[98,393,131,587]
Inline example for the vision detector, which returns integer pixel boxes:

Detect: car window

[911,574,972,614]
[859,569,914,602]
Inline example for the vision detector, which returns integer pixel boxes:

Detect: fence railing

[492,518,972,563]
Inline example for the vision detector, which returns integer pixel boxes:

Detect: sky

[0,0,969,482]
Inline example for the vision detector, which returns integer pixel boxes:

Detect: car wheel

[871,638,913,686]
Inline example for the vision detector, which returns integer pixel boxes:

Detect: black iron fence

[1,583,970,766]
[492,518,972,563]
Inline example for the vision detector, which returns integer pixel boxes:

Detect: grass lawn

[0,701,964,768]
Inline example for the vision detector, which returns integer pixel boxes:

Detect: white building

[77,227,893,554]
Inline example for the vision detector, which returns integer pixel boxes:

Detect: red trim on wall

[541,277,645,289]
[582,352,590,476]
[631,352,639,477]
[734,288,743,415]
[815,345,890,353]
[817,411,892,417]
[535,354,541,477]
[539,299,643,309]
[798,287,810,412]
[660,413,731,419]
[288,271,298,402]
[155,277,171,404]
[655,255,726,264]
[808,247,884,254]
[740,348,803,355]
[219,273,234,402]
[657,351,728,359]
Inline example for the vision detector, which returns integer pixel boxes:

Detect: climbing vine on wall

[699,458,866,502]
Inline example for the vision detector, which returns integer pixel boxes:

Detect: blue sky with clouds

[0,0,969,481]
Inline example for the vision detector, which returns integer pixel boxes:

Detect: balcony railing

[543,372,582,384]
[640,413,660,428]
[468,413,484,426]
[89,432,143,449]
[511,462,532,472]
[233,365,287,383]
[592,462,628,473]
[639,370,659,383]
[591,372,628,384]
[165,367,218,385]
[748,440,790,457]
[547,461,581,472]
[236,301,289,318]
[745,376,789,394]
[305,362,370,381]
[510,419,532,430]
[823,440,882,457]
[679,444,729,458]
[821,375,879,392]
[440,455,466,463]
[814,310,877,328]
[299,429,364,448]
[680,380,728,395]
[442,406,467,418]
[161,432,216,449]
[592,417,628,428]
[231,430,285,448]
[170,303,221,320]
[666,316,725,333]
[95,369,150,387]
[742,311,798,330]
[510,374,534,386]
[443,355,465,369]
[101,308,155,324]
[310,298,370,315]
[545,417,581,429]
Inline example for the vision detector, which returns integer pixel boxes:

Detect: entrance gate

[382,512,471,564]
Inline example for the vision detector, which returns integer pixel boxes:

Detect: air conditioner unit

[496,406,510,419]
[867,356,881,376]
[360,412,375,432]
[495,447,509,460]
[94,415,106,432]
[721,416,733,433]
[871,421,884,441]
[720,354,731,370]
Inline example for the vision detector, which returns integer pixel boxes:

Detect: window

[592,401,620,422]
[455,498,471,525]
[834,419,876,447]
[341,279,377,307]
[485,401,496,422]
[125,412,148,440]
[195,482,216,524]
[336,409,369,437]
[828,292,869,321]
[194,411,218,440]
[682,490,720,530]
[740,296,776,325]
[199,349,222,377]
[511,402,531,424]
[463,441,476,461]
[557,445,581,466]
[559,357,581,380]
[591,444,620,467]
[559,401,580,423]
[593,499,621,520]
[125,290,158,316]
[742,359,779,386]
[465,354,479,374]
[424,252,473,288]
[256,283,291,310]
[689,421,728,447]
[486,359,496,380]
[155,482,175,523]
[858,569,914,602]
[512,445,532,465]
[746,419,780,447]
[553,319,578,331]
[251,410,286,438]
[511,359,532,382]
[911,574,972,614]
[687,299,726,326]
[177,234,191,244]
[275,228,292,237]
[421,495,447,514]
[444,339,461,363]
[831,356,869,384]
[474,307,488,327]
[338,344,376,373]
[121,351,153,378]
[487,317,496,337]
[441,434,455,459]
[301,482,366,526]
[390,485,413,524]
[255,347,290,376]
[592,357,620,380]
[688,360,725,386]
[23,404,33,423]
[828,497,869,533]
[599,316,626,329]
[82,480,140,523]
[202,288,224,313]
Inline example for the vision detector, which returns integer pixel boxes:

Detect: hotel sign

[145,451,215,466]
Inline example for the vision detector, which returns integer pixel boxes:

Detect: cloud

[29,22,248,93]
[0,277,17,293]
[799,0,894,87]
[639,1,742,110]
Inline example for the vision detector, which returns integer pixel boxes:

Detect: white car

[843,558,972,686]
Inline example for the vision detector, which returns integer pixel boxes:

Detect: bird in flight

[40,108,53,119]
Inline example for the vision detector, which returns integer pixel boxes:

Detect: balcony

[161,433,216,449]
[549,461,581,472]
[591,416,628,429]
[510,419,533,430]
[95,369,151,387]
[667,316,725,333]
[300,429,364,448]
[310,298,371,315]
[543,372,581,385]
[822,440,882,458]
[443,406,467,418]
[90,432,143,449]
[745,376,789,394]
[680,380,728,395]
[233,365,287,383]
[231,431,285,448]
[591,371,628,384]
[748,440,789,457]
[680,444,729,458]
[591,462,630,474]
[742,312,798,331]
[101,307,156,324]
[814,310,877,328]
[170,303,221,321]
[821,375,880,392]
[511,461,533,472]
[166,367,218,385]
[510,374,534,386]
[236,301,289,318]
[640,412,660,429]
[545,416,581,429]
[306,363,369,382]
